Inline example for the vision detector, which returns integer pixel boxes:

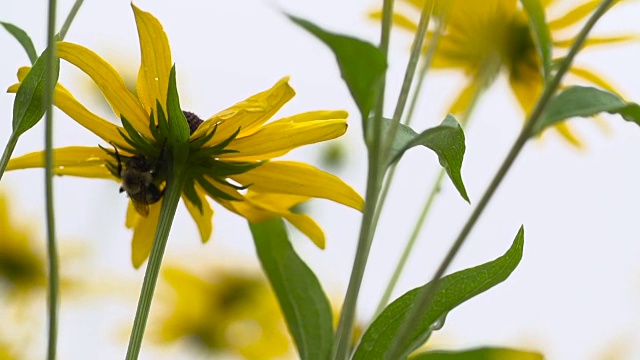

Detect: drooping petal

[218,120,347,161]
[552,35,639,48]
[193,78,295,145]
[231,161,364,211]
[548,0,600,31]
[9,67,131,150]
[448,81,479,115]
[132,4,173,115]
[6,147,117,180]
[370,10,418,32]
[57,42,153,139]
[569,66,620,95]
[279,212,325,248]
[131,200,162,268]
[182,184,214,243]
[268,110,349,125]
[553,122,583,147]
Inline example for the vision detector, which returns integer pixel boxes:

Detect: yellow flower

[156,266,291,359]
[0,193,46,297]
[378,0,634,146]
[6,5,363,268]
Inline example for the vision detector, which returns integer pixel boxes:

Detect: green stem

[0,131,20,182]
[385,1,616,357]
[59,0,84,40]
[44,0,59,358]
[331,0,395,357]
[125,166,187,360]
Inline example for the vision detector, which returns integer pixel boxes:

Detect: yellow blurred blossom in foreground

[6,4,363,267]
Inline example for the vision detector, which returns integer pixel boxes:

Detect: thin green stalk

[374,58,492,315]
[0,132,19,182]
[59,0,84,40]
[331,0,394,357]
[380,0,434,167]
[44,0,59,358]
[125,166,187,360]
[385,1,616,358]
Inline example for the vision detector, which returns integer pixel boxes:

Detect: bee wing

[130,197,150,217]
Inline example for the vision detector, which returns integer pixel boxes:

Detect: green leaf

[166,65,191,144]
[250,218,333,360]
[411,347,543,360]
[353,227,525,360]
[531,86,640,137]
[520,0,552,81]
[1,22,37,64]
[389,115,468,202]
[12,46,60,136]
[288,15,386,121]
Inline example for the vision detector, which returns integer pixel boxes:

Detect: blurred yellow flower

[377,0,635,146]
[0,193,46,297]
[156,266,291,359]
[6,5,364,267]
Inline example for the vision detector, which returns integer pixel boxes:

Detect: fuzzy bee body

[111,148,165,217]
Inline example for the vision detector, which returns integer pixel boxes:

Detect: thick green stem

[125,167,186,360]
[385,1,616,358]
[44,0,59,358]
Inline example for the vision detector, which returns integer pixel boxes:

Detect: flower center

[183,111,204,135]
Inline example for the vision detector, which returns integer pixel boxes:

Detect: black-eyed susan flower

[376,0,635,146]
[6,5,363,268]
[156,266,291,359]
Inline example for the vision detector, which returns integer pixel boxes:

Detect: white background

[1,0,640,359]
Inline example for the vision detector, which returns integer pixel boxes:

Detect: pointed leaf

[353,227,525,360]
[531,86,640,137]
[288,15,386,121]
[389,115,468,202]
[250,218,333,360]
[520,0,552,80]
[12,46,60,136]
[166,65,190,143]
[1,22,37,64]
[412,347,543,360]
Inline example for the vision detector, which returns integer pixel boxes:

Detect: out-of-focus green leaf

[12,46,60,136]
[411,347,543,360]
[520,0,552,80]
[531,86,640,136]
[1,22,37,64]
[353,227,525,360]
[250,218,333,360]
[388,115,468,202]
[288,15,386,122]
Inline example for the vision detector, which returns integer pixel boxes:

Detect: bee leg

[113,146,123,176]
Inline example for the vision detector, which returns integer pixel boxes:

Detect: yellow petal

[218,120,347,161]
[132,4,173,115]
[448,81,478,115]
[509,62,543,115]
[57,42,153,139]
[6,147,117,180]
[193,78,295,145]
[126,200,139,229]
[9,68,131,149]
[131,200,162,268]
[182,184,214,243]
[231,161,364,211]
[548,0,600,31]
[553,34,640,48]
[370,10,418,32]
[553,122,583,147]
[268,110,348,125]
[568,66,620,95]
[280,212,325,249]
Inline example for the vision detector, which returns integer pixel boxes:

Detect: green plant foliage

[520,0,552,80]
[287,15,387,123]
[12,46,60,136]
[388,115,468,202]
[353,227,525,360]
[411,347,543,360]
[1,22,37,64]
[166,65,190,144]
[250,218,333,360]
[531,86,640,136]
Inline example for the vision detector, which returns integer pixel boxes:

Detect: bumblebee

[113,148,165,216]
